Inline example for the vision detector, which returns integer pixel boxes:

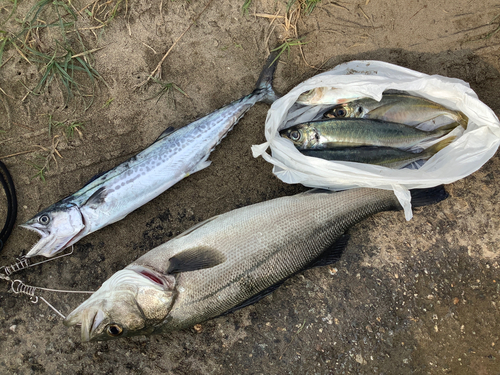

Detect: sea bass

[300,137,454,169]
[323,93,468,127]
[280,118,460,150]
[64,187,448,341]
[21,52,279,258]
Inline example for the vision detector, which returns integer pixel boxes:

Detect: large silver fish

[64,187,447,342]
[21,52,279,258]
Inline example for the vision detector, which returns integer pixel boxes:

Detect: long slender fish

[280,118,460,150]
[21,52,279,258]
[64,187,448,342]
[300,137,454,169]
[323,93,468,127]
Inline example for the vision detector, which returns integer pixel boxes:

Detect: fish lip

[21,209,86,258]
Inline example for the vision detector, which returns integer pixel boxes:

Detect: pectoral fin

[166,247,226,274]
[84,187,108,208]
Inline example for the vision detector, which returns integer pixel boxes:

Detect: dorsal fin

[154,126,176,143]
[174,216,220,239]
[83,171,107,187]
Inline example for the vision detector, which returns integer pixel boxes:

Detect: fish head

[324,103,363,119]
[280,124,320,149]
[296,87,327,105]
[64,267,175,342]
[20,202,85,258]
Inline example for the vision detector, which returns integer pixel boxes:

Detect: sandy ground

[1,0,500,374]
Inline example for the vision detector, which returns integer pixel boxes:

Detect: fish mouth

[65,306,106,342]
[21,223,83,258]
[20,209,86,258]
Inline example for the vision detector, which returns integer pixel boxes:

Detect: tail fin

[456,111,468,129]
[253,49,280,104]
[410,185,448,207]
[421,136,455,160]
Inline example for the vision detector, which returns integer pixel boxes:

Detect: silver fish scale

[74,93,263,232]
[133,188,400,332]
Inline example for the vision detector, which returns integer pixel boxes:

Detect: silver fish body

[323,93,468,127]
[300,137,454,169]
[21,53,279,258]
[280,118,459,150]
[64,187,447,341]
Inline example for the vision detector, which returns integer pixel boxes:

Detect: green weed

[242,0,252,16]
[271,37,308,65]
[102,97,114,108]
[47,114,84,139]
[148,78,189,105]
[287,0,322,14]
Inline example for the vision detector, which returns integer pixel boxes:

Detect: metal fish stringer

[0,247,94,320]
[10,279,94,320]
[0,246,74,278]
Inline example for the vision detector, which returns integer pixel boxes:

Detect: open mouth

[21,225,83,258]
[20,209,86,258]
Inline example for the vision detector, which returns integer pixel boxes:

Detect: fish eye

[106,324,123,337]
[38,214,50,225]
[289,130,301,141]
[333,107,347,118]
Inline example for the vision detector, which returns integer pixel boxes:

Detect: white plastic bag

[252,61,500,220]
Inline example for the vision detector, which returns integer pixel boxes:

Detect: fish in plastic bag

[252,60,500,220]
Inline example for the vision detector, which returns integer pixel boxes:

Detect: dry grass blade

[27,136,62,182]
[279,319,307,359]
[135,0,215,89]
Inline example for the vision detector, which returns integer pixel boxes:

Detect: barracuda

[64,187,447,342]
[21,52,279,258]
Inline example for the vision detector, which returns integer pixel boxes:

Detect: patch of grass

[0,0,107,108]
[47,114,84,139]
[81,0,128,28]
[270,37,308,64]
[148,78,189,105]
[287,0,322,14]
[56,120,84,139]
[0,0,18,27]
[29,158,48,182]
[242,0,252,16]
[26,136,62,182]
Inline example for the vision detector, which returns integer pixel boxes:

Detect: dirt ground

[1,0,500,374]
